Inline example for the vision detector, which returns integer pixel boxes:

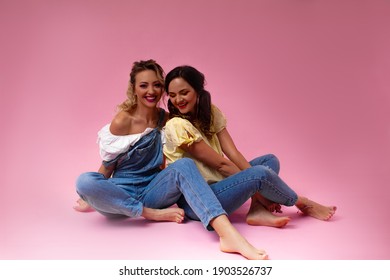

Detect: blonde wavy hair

[118,59,165,112]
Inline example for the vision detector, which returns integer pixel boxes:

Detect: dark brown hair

[165,65,214,139]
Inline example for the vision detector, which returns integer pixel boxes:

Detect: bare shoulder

[110,111,132,135]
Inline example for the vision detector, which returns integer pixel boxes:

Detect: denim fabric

[182,154,298,220]
[76,112,226,229]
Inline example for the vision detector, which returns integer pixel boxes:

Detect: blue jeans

[76,158,226,230]
[181,154,298,220]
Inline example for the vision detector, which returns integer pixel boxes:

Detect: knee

[268,153,279,165]
[250,165,272,177]
[247,165,282,184]
[75,172,100,197]
[266,154,280,174]
[169,158,196,173]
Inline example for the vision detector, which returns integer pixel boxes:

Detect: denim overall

[76,109,226,229]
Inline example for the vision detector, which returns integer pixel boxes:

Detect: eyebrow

[139,80,161,84]
[170,88,188,94]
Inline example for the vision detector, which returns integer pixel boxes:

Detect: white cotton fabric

[97,124,164,161]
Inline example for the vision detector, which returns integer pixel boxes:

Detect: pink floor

[2,162,389,260]
[1,0,389,260]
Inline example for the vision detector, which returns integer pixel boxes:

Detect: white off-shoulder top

[97,124,165,162]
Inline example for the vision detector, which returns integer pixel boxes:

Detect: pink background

[1,0,389,259]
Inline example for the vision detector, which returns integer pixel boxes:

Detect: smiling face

[167,77,198,115]
[133,69,163,109]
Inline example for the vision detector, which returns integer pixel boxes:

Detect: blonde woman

[75,60,268,260]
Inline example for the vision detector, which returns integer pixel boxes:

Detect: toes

[176,214,185,223]
[260,253,269,260]
[257,249,267,255]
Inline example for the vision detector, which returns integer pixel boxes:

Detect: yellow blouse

[163,105,227,184]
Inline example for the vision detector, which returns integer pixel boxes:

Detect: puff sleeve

[164,117,203,147]
[163,117,203,164]
[97,124,154,166]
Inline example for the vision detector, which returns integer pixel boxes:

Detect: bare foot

[219,228,269,260]
[246,199,290,228]
[142,207,185,223]
[253,193,282,213]
[296,196,337,221]
[73,198,95,212]
[211,215,268,260]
